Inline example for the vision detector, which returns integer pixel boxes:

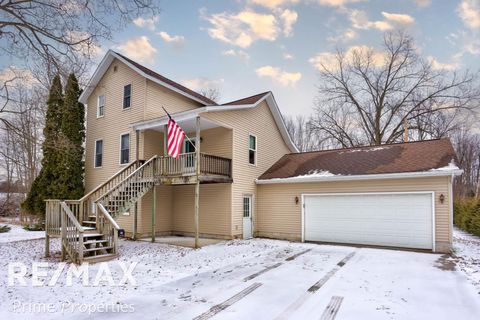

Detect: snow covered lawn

[0,224,44,243]
[453,227,480,291]
[0,233,479,319]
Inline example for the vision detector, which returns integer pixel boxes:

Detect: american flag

[166,111,185,159]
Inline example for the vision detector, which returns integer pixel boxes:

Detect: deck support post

[45,234,50,257]
[135,129,140,162]
[163,125,168,156]
[133,203,138,240]
[195,116,201,249]
[152,185,156,242]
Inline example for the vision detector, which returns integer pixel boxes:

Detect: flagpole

[163,106,198,151]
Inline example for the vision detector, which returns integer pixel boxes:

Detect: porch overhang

[129,108,225,133]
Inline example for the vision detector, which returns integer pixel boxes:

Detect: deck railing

[60,202,84,263]
[156,153,231,178]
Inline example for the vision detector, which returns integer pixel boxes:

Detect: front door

[243,195,253,239]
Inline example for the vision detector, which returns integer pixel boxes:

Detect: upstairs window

[123,84,131,109]
[249,134,256,165]
[120,133,130,164]
[94,140,103,168]
[97,94,105,117]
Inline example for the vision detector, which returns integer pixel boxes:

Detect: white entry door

[243,195,253,239]
[304,192,434,250]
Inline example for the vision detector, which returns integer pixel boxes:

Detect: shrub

[0,225,11,233]
[23,223,44,231]
[454,197,480,237]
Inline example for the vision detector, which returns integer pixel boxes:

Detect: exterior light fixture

[295,196,299,205]
[439,194,445,204]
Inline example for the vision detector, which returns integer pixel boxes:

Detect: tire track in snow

[274,250,356,320]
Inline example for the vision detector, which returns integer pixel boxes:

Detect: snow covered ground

[0,224,44,243]
[0,229,479,319]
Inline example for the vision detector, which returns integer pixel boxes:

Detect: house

[44,50,461,263]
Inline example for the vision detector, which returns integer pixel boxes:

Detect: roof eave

[256,169,463,184]
[79,50,211,106]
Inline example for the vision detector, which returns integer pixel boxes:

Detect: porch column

[151,184,156,242]
[163,125,168,156]
[195,116,200,249]
[135,129,140,161]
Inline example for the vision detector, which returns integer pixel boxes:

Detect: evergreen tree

[59,73,85,199]
[23,75,64,216]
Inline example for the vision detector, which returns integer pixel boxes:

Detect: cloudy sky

[6,0,480,116]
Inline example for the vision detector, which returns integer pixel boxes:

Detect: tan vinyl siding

[171,184,232,237]
[204,101,291,237]
[257,176,452,251]
[144,79,202,120]
[138,186,173,234]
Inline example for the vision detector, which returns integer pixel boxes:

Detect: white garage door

[304,192,434,250]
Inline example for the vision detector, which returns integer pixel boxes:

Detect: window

[123,84,131,109]
[243,196,252,218]
[120,133,130,164]
[249,134,256,165]
[97,94,105,117]
[94,140,103,168]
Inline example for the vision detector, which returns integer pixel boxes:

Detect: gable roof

[222,91,270,105]
[258,139,462,183]
[79,50,217,105]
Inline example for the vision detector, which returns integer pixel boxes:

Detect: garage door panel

[304,193,433,249]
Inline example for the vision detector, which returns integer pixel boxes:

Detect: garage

[303,192,434,250]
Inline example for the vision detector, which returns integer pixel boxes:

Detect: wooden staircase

[44,152,232,264]
[45,155,158,264]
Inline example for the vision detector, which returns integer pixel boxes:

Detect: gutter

[255,169,464,185]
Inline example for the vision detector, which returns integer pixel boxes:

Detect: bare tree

[311,31,480,147]
[0,0,160,124]
[284,115,328,151]
[200,88,221,103]
[452,126,480,199]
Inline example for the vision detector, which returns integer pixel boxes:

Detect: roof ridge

[290,138,446,156]
[222,91,271,105]
[113,51,218,105]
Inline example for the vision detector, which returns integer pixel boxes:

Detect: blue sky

[4,0,480,116]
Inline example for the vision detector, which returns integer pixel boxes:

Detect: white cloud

[132,16,159,31]
[181,77,225,91]
[249,0,299,9]
[221,49,250,60]
[0,66,39,88]
[447,30,480,57]
[283,52,294,60]
[381,12,415,25]
[414,0,431,8]
[327,28,357,42]
[427,56,459,71]
[318,0,367,8]
[457,0,480,29]
[204,10,279,48]
[349,10,393,31]
[158,31,185,48]
[309,45,386,71]
[255,65,301,86]
[280,9,298,36]
[117,36,157,64]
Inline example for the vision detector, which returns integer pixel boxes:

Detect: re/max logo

[8,262,137,287]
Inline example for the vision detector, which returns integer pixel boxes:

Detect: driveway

[1,232,479,320]
[119,243,480,320]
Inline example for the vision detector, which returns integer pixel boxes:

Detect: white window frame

[97,94,105,118]
[123,84,131,110]
[248,134,257,166]
[119,132,130,165]
[94,139,103,168]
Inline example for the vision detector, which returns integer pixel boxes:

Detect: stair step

[83,246,113,253]
[83,221,96,225]
[83,226,96,231]
[83,253,118,263]
[83,233,103,238]
[83,239,108,245]
[88,215,97,219]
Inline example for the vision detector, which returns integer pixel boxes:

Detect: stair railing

[95,155,158,217]
[97,203,120,255]
[60,202,85,263]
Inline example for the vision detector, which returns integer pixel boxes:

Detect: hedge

[454,197,480,237]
